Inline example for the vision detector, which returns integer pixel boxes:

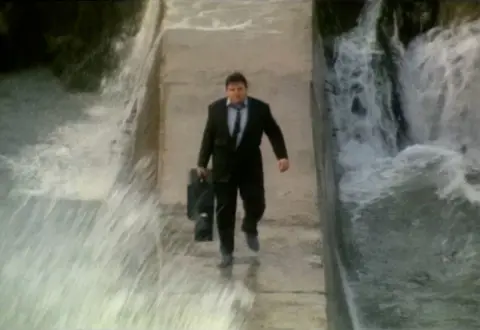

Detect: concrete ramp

[158,1,326,328]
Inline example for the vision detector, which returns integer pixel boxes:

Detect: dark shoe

[217,254,234,268]
[245,233,260,252]
[218,245,234,268]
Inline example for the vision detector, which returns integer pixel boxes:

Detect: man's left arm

[263,104,288,160]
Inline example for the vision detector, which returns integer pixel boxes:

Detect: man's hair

[225,71,248,88]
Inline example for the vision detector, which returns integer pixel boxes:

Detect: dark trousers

[214,174,265,255]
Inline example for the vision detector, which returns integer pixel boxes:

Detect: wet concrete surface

[159,1,325,328]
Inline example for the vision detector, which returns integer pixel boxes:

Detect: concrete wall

[119,0,354,328]
[311,1,354,329]
[119,0,165,192]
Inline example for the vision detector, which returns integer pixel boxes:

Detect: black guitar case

[187,168,214,242]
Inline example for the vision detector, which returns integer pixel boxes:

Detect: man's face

[226,82,247,103]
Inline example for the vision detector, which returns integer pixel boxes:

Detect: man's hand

[278,158,289,173]
[196,167,208,179]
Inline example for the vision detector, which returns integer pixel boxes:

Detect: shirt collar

[226,98,248,107]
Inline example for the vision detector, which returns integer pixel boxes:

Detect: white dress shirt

[227,98,248,147]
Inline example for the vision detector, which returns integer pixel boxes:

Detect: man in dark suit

[197,72,289,268]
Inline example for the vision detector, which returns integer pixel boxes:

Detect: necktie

[232,108,242,146]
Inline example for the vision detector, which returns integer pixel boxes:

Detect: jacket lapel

[217,99,230,138]
[241,97,254,140]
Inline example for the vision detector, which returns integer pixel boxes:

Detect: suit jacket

[197,96,288,182]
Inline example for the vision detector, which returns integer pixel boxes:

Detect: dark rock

[314,0,365,38]
[351,97,366,116]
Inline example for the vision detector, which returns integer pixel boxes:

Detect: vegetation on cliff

[315,0,480,43]
[0,1,144,90]
[438,2,480,25]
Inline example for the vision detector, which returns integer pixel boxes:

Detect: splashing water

[400,21,480,172]
[0,0,253,328]
[164,0,293,33]
[326,0,480,329]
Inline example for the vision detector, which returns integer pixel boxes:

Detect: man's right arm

[197,105,215,169]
